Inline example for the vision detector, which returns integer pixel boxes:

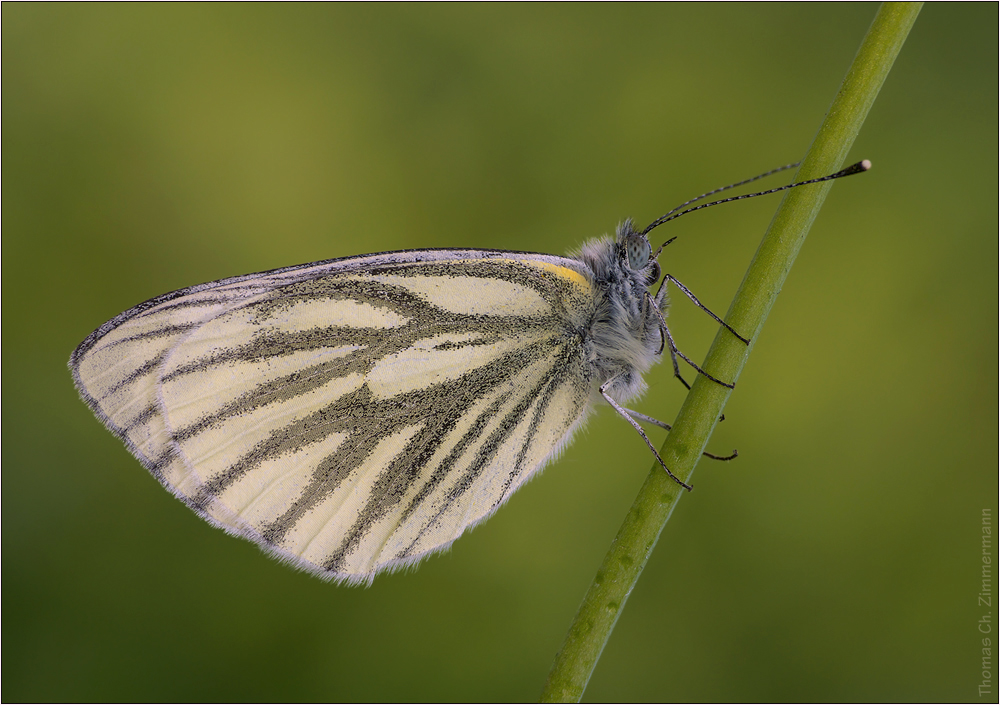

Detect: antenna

[641,160,871,239]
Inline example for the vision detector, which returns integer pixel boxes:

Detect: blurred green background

[4,4,996,702]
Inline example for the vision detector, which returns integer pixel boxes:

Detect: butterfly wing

[71,249,598,582]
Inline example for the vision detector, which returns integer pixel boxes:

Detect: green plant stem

[539,4,923,702]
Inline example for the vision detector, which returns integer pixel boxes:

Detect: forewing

[71,250,597,582]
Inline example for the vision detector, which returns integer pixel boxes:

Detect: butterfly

[69,160,868,584]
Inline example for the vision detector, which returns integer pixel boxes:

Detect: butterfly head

[617,219,661,287]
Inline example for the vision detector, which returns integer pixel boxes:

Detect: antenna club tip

[860,159,872,170]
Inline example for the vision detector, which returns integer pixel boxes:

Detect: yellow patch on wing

[514,259,592,291]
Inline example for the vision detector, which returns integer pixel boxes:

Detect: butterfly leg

[601,378,692,490]
[641,284,667,356]
[647,291,692,388]
[664,324,734,389]
[660,274,750,345]
[624,409,738,461]
[646,292,735,390]
[624,408,672,429]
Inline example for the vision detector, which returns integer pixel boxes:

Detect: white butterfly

[69,161,867,584]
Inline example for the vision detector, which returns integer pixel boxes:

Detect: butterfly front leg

[659,273,749,345]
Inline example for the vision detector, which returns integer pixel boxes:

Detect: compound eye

[646,260,661,286]
[625,234,652,270]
